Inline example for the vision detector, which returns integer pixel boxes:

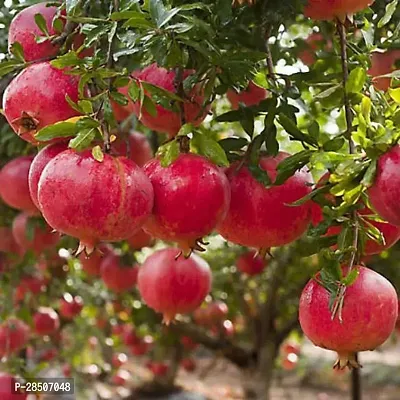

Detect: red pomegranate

[132,64,209,137]
[130,340,152,356]
[227,81,267,109]
[34,307,60,336]
[12,213,60,255]
[281,342,301,356]
[193,307,210,326]
[0,156,38,214]
[126,229,154,250]
[0,227,21,254]
[299,266,398,369]
[299,33,331,66]
[3,61,80,144]
[112,370,130,386]
[112,353,128,368]
[282,354,298,371]
[151,362,169,377]
[236,250,266,276]
[181,358,196,373]
[59,294,83,319]
[368,145,400,226]
[304,0,374,20]
[181,336,198,351]
[14,275,46,303]
[113,131,153,167]
[79,244,112,276]
[143,154,230,253]
[62,364,72,377]
[138,248,212,323]
[29,141,69,209]
[369,50,400,91]
[207,301,229,324]
[37,149,154,253]
[217,152,312,250]
[122,326,140,346]
[0,318,30,357]
[100,253,139,292]
[40,348,58,362]
[0,373,27,400]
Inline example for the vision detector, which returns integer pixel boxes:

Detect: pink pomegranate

[12,213,60,255]
[3,61,80,144]
[0,227,21,254]
[369,50,400,91]
[0,373,27,400]
[0,156,38,214]
[217,152,312,250]
[227,81,267,109]
[236,250,266,276]
[132,64,209,137]
[59,294,83,319]
[138,248,212,323]
[299,266,398,369]
[29,141,69,209]
[304,0,374,20]
[368,145,400,226]
[143,154,230,253]
[113,131,153,167]
[126,229,154,250]
[37,149,154,253]
[33,307,60,336]
[79,243,112,276]
[207,301,229,324]
[0,318,30,357]
[100,253,139,292]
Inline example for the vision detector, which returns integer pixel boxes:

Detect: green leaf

[77,100,93,114]
[239,107,254,138]
[142,82,183,102]
[143,96,157,117]
[111,11,145,20]
[323,136,345,151]
[341,268,360,286]
[192,134,229,166]
[69,128,97,151]
[248,164,271,187]
[76,118,100,130]
[34,13,49,36]
[35,122,77,142]
[128,80,140,102]
[308,121,320,142]
[149,0,179,28]
[123,16,154,28]
[66,0,80,14]
[361,159,377,188]
[0,60,23,78]
[378,0,398,28]
[9,42,25,62]
[110,91,129,106]
[218,137,249,152]
[92,145,104,162]
[264,124,279,156]
[296,235,338,257]
[158,140,180,167]
[346,67,366,94]
[275,150,313,186]
[277,114,318,146]
[215,109,243,122]
[388,88,400,104]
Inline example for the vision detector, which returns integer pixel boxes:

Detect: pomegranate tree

[227,81,267,109]
[236,250,266,276]
[3,61,80,144]
[132,63,209,137]
[304,0,374,20]
[299,266,398,369]
[0,318,30,357]
[33,307,60,336]
[143,154,230,253]
[217,152,312,251]
[37,149,154,253]
[137,248,212,323]
[0,156,38,214]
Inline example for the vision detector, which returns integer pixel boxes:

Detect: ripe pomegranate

[0,318,30,357]
[33,307,60,336]
[59,294,83,319]
[79,244,112,276]
[299,266,398,369]
[122,326,140,346]
[113,131,153,167]
[304,0,374,20]
[29,141,69,209]
[151,362,169,377]
[138,248,212,323]
[369,50,400,91]
[0,373,27,400]
[299,33,331,66]
[62,364,72,377]
[368,145,400,226]
[282,354,298,371]
[100,253,139,292]
[38,149,154,253]
[112,353,128,368]
[127,229,154,250]
[112,370,130,386]
[236,250,266,276]
[40,348,58,362]
[181,336,198,351]
[3,61,80,144]
[0,156,38,214]
[132,63,209,137]
[207,301,229,324]
[193,307,210,326]
[181,358,196,373]
[281,343,301,356]
[12,213,60,255]
[217,152,312,250]
[14,275,46,303]
[143,154,230,253]
[227,81,267,109]
[0,227,20,254]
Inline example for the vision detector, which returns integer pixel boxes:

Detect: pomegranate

[62,364,72,377]
[37,149,154,253]
[151,362,169,377]
[33,307,60,336]
[59,294,83,319]
[127,229,154,250]
[79,244,112,276]
[29,141,69,209]
[282,354,298,371]
[138,248,212,323]
[0,227,20,254]
[111,85,134,122]
[193,307,210,326]
[207,301,229,324]
[40,348,58,362]
[304,0,374,20]
[0,318,30,357]
[112,370,130,386]
[217,152,312,251]
[112,353,127,368]
[14,275,46,303]
[368,145,400,226]
[181,358,196,372]
[236,250,266,276]
[0,373,27,400]
[0,156,38,214]
[132,63,209,137]
[143,154,230,253]
[100,253,139,292]
[369,50,400,91]
[3,61,80,144]
[227,81,267,109]
[113,131,153,167]
[299,33,331,66]
[12,213,60,255]
[130,341,151,356]
[299,266,398,369]
[281,343,301,356]
[122,326,140,346]
[181,336,198,351]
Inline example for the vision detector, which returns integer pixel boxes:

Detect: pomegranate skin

[143,154,230,251]
[0,156,38,214]
[227,81,267,109]
[368,145,400,226]
[8,3,62,62]
[137,248,212,323]
[29,141,69,209]
[132,64,209,137]
[113,131,153,167]
[236,250,266,276]
[12,213,59,255]
[299,266,398,368]
[369,50,400,91]
[3,62,80,144]
[34,307,60,336]
[127,229,154,250]
[37,150,154,251]
[0,318,30,357]
[217,152,312,249]
[304,0,374,20]
[0,373,27,400]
